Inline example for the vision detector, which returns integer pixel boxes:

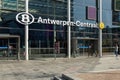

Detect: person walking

[54,41,60,54]
[88,43,94,57]
[114,43,119,58]
[8,45,13,56]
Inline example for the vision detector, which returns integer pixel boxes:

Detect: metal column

[99,0,103,57]
[25,0,29,60]
[67,0,71,58]
[18,36,20,60]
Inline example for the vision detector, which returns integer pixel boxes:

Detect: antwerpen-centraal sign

[16,12,98,28]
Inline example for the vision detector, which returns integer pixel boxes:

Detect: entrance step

[52,74,74,80]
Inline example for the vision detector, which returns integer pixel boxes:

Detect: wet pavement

[0,55,120,80]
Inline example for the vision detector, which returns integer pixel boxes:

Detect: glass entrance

[72,37,98,57]
[78,39,98,56]
[0,39,8,57]
[0,35,20,60]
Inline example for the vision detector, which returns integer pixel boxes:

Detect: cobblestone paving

[76,71,120,80]
[0,55,120,80]
[0,57,99,80]
[66,55,120,80]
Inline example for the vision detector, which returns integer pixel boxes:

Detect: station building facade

[0,0,120,57]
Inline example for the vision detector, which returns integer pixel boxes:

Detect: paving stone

[0,55,120,80]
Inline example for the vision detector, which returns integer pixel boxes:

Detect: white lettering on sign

[16,12,98,28]
[36,17,98,28]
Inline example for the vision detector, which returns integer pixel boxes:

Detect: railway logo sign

[99,22,105,30]
[16,12,34,25]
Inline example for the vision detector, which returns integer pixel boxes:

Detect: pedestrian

[88,44,91,57]
[54,41,60,54]
[8,45,13,56]
[114,43,119,57]
[88,43,94,57]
